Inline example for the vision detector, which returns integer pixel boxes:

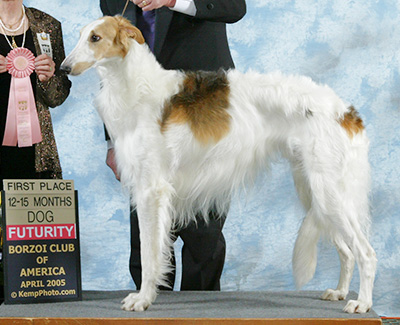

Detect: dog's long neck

[95,41,182,141]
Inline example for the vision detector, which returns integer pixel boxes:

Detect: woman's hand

[0,54,7,74]
[106,148,121,181]
[35,53,55,82]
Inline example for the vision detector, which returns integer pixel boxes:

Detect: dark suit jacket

[100,0,246,71]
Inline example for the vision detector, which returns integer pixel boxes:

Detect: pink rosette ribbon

[3,47,42,147]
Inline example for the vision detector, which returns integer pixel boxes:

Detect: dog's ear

[115,15,145,46]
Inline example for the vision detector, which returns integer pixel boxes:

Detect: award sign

[1,179,82,304]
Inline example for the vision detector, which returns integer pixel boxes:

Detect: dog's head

[61,16,145,76]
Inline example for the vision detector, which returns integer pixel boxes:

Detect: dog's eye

[91,34,101,42]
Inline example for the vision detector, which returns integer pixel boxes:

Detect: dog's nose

[60,64,71,74]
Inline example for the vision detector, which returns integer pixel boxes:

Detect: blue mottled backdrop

[25,0,400,316]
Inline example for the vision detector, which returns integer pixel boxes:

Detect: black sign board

[1,179,82,304]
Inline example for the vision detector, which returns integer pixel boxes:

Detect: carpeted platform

[0,290,381,324]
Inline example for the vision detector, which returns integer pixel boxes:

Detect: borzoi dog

[61,16,376,313]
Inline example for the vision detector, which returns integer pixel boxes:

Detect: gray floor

[0,291,380,320]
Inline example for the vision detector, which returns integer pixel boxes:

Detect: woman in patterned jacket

[0,0,71,189]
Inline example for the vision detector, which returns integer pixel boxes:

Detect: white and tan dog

[61,16,377,313]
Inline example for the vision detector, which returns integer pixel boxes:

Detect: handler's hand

[131,0,176,11]
[106,148,121,181]
[0,54,7,73]
[35,54,55,82]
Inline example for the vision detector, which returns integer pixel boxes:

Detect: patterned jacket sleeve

[26,8,71,108]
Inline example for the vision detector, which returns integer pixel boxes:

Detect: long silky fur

[62,16,377,313]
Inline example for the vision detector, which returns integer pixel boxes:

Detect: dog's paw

[343,299,371,314]
[121,292,153,312]
[322,288,347,301]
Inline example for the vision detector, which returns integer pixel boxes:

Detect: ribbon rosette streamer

[3,47,42,147]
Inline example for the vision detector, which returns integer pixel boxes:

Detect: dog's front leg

[121,183,173,311]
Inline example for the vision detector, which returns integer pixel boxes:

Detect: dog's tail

[292,210,320,288]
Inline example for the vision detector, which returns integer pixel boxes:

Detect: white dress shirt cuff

[170,0,197,16]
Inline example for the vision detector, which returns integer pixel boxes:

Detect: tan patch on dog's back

[339,106,364,137]
[161,71,231,145]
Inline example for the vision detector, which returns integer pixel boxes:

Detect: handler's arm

[193,0,246,23]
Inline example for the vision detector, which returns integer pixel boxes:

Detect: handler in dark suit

[100,0,246,291]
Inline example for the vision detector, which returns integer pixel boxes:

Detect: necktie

[136,9,156,52]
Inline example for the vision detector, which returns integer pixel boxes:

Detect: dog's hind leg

[297,133,376,313]
[340,227,376,313]
[121,182,174,311]
[322,237,355,301]
[324,219,376,313]
[306,164,376,313]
